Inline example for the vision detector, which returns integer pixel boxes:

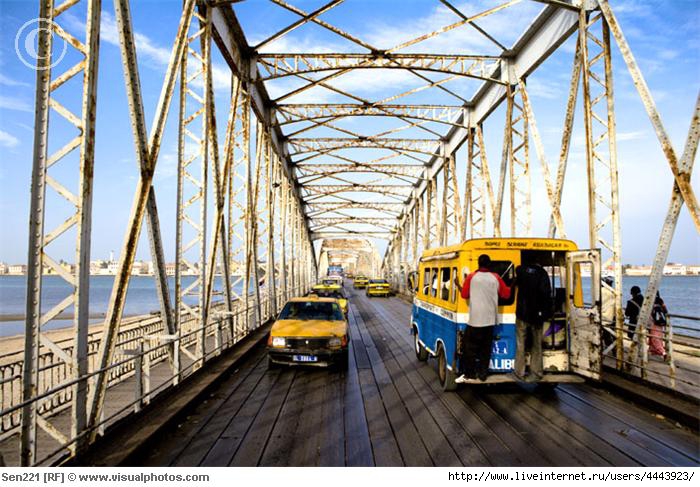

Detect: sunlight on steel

[9,0,698,467]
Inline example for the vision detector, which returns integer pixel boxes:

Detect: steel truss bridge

[2,0,698,467]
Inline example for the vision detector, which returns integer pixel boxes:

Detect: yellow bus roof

[420,238,579,260]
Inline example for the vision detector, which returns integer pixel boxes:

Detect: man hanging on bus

[512,262,552,383]
[460,254,512,381]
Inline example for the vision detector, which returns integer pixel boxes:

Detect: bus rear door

[566,249,602,380]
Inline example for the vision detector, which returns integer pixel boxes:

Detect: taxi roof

[288,296,338,303]
[420,238,579,259]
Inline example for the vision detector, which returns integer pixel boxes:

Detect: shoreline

[0,312,110,322]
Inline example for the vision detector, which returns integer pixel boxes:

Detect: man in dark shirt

[624,285,644,340]
[513,263,552,382]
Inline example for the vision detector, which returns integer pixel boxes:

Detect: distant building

[0,262,7,274]
[107,260,119,275]
[663,263,687,275]
[166,263,177,276]
[625,265,651,276]
[8,264,26,275]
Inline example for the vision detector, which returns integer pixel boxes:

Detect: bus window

[451,267,458,303]
[439,267,451,301]
[430,268,438,298]
[490,260,516,305]
[423,268,431,296]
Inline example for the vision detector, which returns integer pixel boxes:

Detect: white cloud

[617,130,647,142]
[0,130,20,148]
[65,11,230,91]
[0,95,31,112]
[0,74,30,87]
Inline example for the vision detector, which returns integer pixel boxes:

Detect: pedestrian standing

[649,291,668,358]
[624,285,644,340]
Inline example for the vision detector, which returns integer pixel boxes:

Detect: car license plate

[293,355,318,362]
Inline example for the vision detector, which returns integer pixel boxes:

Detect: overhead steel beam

[289,138,442,157]
[395,4,580,236]
[209,5,316,264]
[276,104,465,128]
[258,53,502,82]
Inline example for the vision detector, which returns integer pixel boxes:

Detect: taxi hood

[271,319,348,338]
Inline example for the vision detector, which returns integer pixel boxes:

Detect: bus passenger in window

[513,263,552,383]
[460,254,512,381]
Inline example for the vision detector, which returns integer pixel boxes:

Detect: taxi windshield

[370,279,388,284]
[278,301,344,321]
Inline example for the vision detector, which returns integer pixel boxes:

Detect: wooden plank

[286,371,328,466]
[199,368,282,466]
[230,368,296,466]
[480,392,604,466]
[344,338,374,466]
[550,390,672,466]
[258,370,309,466]
[353,305,433,466]
[518,392,638,466]
[360,300,461,466]
[143,348,267,466]
[348,307,403,466]
[319,368,346,466]
[560,384,700,462]
[364,297,505,466]
[556,388,694,466]
[370,295,525,466]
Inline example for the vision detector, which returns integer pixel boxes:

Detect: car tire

[267,357,279,369]
[414,329,428,362]
[338,350,349,371]
[437,344,457,392]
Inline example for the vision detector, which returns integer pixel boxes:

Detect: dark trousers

[514,318,543,378]
[462,325,494,378]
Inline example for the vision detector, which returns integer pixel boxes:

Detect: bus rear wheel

[414,329,428,361]
[437,344,457,392]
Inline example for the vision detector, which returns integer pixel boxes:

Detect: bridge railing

[602,314,700,398]
[0,282,312,465]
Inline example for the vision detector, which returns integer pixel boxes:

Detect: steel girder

[21,0,101,465]
[289,138,443,158]
[578,9,624,367]
[295,163,425,180]
[277,104,465,128]
[258,53,502,83]
[176,7,210,368]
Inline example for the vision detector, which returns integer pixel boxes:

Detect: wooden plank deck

[135,288,699,467]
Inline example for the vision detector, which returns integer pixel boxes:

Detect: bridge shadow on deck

[132,288,698,467]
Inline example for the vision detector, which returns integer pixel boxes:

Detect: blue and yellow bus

[409,238,602,391]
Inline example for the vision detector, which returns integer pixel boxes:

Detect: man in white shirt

[460,254,512,381]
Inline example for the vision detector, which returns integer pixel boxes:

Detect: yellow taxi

[267,297,349,369]
[353,276,369,289]
[323,276,344,287]
[366,278,391,297]
[309,282,348,317]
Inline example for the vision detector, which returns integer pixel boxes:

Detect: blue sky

[0,0,698,267]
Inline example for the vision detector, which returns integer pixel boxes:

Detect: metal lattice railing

[0,283,311,465]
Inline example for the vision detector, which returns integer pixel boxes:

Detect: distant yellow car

[309,283,348,317]
[353,276,369,289]
[366,278,391,297]
[267,297,349,369]
[323,276,344,287]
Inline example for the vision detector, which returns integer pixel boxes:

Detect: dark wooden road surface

[137,288,699,467]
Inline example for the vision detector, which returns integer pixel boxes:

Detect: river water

[0,274,698,338]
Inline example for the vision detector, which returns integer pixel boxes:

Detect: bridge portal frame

[12,0,699,467]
